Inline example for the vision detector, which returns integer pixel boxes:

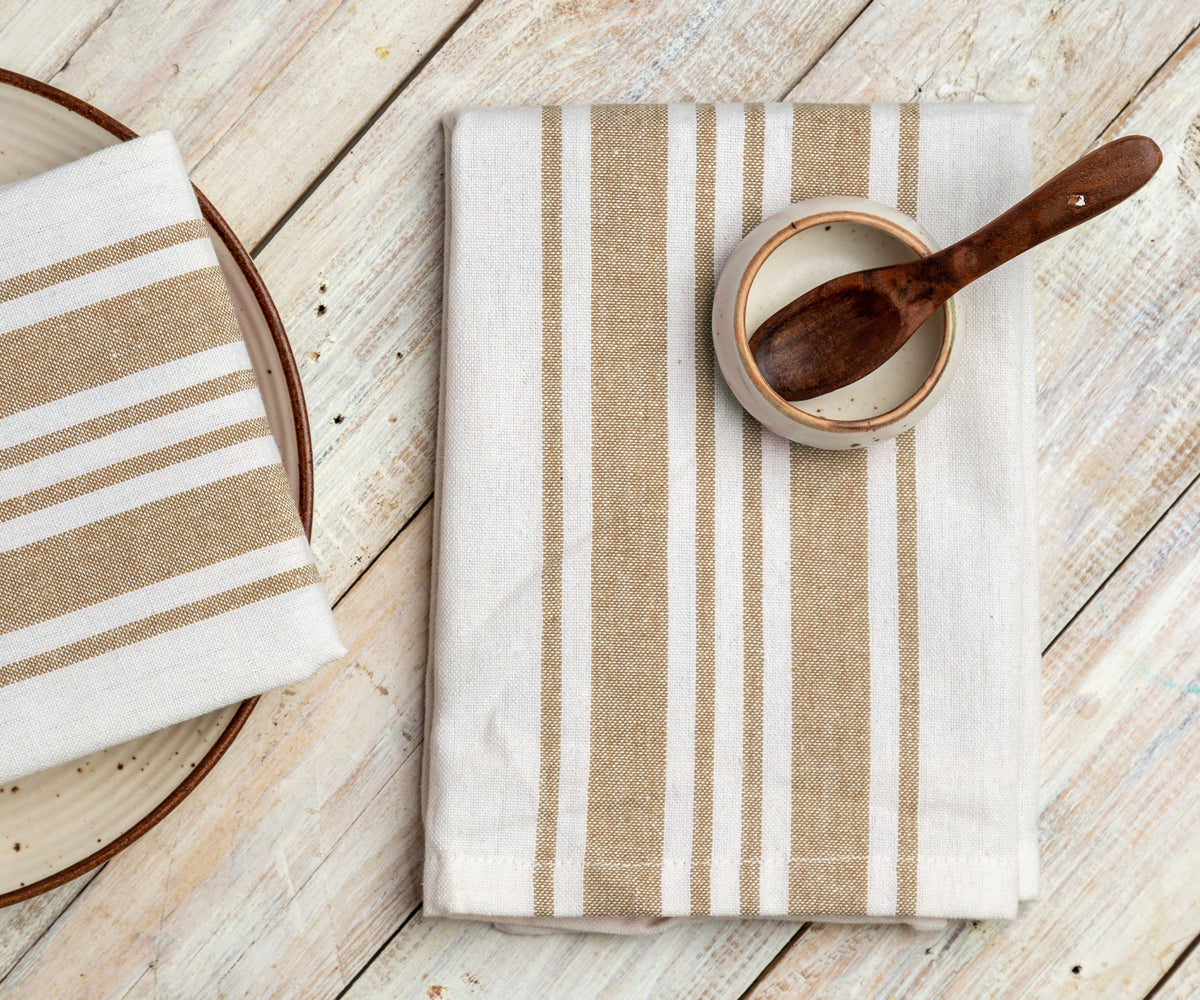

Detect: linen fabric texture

[426,102,1040,925]
[0,132,346,785]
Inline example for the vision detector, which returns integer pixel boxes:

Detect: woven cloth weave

[0,132,345,784]
[426,103,1040,925]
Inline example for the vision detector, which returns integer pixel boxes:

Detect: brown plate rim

[0,67,314,908]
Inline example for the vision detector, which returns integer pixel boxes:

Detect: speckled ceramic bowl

[713,196,961,450]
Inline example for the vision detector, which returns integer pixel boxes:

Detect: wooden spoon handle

[918,135,1162,291]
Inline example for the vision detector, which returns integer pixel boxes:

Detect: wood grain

[0,1,115,80]
[346,911,796,1000]
[45,0,474,246]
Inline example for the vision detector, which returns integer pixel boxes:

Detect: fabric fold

[0,132,346,784]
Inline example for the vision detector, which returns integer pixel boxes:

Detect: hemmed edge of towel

[0,584,346,785]
[422,849,1021,923]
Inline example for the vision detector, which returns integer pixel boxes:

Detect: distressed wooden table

[0,2,1197,997]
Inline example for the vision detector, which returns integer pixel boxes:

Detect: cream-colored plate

[0,71,312,904]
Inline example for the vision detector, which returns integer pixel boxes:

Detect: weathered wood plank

[0,0,115,80]
[0,508,431,1000]
[743,479,1200,999]
[346,912,797,1000]
[45,0,473,246]
[0,872,95,981]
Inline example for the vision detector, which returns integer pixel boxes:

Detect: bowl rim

[733,207,957,434]
[0,66,313,909]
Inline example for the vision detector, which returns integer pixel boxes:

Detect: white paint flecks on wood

[0,0,114,80]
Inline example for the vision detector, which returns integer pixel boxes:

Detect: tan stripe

[0,466,302,633]
[895,430,921,915]
[533,105,564,916]
[791,104,872,200]
[0,565,318,687]
[895,102,922,915]
[897,103,921,217]
[788,104,873,914]
[0,266,242,418]
[0,369,258,468]
[0,418,271,522]
[583,104,670,915]
[0,220,209,304]
[690,103,718,915]
[739,102,766,915]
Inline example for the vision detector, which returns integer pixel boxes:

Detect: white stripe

[865,107,903,916]
[911,104,1030,915]
[0,342,252,447]
[424,106,543,917]
[758,428,792,912]
[869,104,901,209]
[0,537,313,668]
[709,101,745,915]
[0,239,217,336]
[660,101,698,916]
[0,435,282,551]
[552,103,592,917]
[866,438,901,915]
[0,583,344,787]
[0,389,266,500]
[0,132,201,283]
[761,103,793,217]
[757,104,794,914]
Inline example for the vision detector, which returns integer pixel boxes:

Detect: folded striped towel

[425,103,1040,928]
[0,132,346,785]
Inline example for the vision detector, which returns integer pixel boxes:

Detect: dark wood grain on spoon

[749,135,1163,401]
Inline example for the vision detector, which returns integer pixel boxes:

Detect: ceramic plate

[0,70,313,905]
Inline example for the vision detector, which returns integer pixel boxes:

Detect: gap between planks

[248,0,490,261]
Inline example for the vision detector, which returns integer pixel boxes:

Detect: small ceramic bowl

[712,196,961,450]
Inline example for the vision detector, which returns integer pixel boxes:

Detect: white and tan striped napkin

[0,132,346,784]
[425,103,1040,926]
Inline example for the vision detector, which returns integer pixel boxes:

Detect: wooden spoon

[748,135,1162,401]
